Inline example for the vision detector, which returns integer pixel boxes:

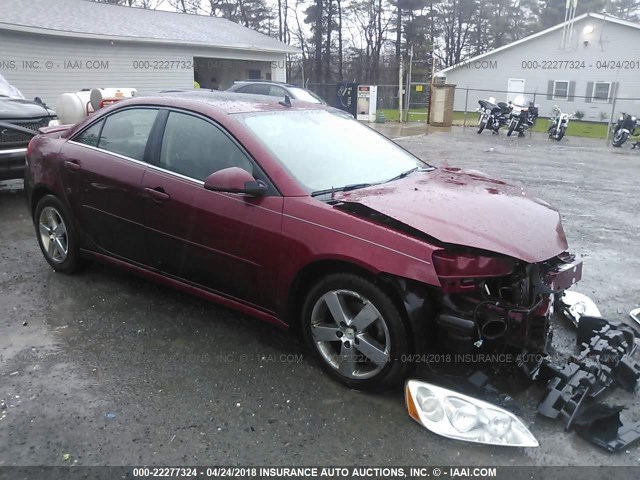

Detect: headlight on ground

[405,380,539,447]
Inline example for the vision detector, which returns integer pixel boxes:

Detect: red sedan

[25,91,582,390]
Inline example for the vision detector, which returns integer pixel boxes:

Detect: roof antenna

[279,94,292,108]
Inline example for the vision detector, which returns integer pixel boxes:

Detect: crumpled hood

[0,97,55,119]
[335,167,568,263]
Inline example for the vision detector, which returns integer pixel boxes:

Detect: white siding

[441,17,640,121]
[0,30,287,105]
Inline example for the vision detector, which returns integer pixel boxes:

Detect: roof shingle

[0,0,299,54]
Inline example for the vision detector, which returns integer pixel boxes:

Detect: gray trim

[585,82,594,103]
[0,147,28,155]
[609,82,619,104]
[568,81,576,102]
[68,140,204,186]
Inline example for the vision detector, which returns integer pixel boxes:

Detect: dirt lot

[1,126,639,470]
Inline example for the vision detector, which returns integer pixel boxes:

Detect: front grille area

[0,118,50,147]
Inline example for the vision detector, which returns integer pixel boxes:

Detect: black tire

[34,195,81,273]
[477,116,486,134]
[507,118,517,137]
[301,273,411,391]
[556,127,565,141]
[612,131,628,147]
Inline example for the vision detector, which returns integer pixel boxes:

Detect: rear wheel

[301,273,411,391]
[34,195,81,273]
[612,130,628,147]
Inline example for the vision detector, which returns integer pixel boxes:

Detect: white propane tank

[55,91,94,125]
[90,87,137,110]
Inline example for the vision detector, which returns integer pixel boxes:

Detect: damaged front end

[432,249,582,365]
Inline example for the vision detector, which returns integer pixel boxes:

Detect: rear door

[141,109,283,310]
[63,107,159,263]
[507,78,525,103]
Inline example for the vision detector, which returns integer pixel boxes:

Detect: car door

[141,109,284,311]
[63,107,159,264]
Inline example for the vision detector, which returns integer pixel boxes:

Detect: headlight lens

[417,389,444,422]
[406,380,539,447]
[48,119,60,127]
[561,291,601,325]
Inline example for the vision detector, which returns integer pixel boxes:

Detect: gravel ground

[0,126,639,471]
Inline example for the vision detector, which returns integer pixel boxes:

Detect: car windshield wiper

[310,183,375,197]
[385,166,434,183]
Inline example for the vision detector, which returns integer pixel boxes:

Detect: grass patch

[379,108,428,123]
[378,109,609,139]
[451,111,609,139]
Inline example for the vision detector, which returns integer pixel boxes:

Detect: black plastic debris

[573,404,640,453]
[536,316,640,451]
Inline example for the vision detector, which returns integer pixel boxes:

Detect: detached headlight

[405,380,539,447]
[48,119,60,127]
[561,291,601,326]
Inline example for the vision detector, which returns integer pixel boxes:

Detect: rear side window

[74,121,103,147]
[268,86,286,97]
[97,109,158,161]
[238,84,269,95]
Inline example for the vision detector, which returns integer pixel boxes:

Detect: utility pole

[398,56,404,123]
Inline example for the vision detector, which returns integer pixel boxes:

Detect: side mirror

[204,167,267,197]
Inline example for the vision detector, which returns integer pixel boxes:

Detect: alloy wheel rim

[310,289,391,380]
[38,206,68,263]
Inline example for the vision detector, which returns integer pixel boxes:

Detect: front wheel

[556,127,566,141]
[612,130,629,147]
[507,118,517,137]
[477,116,487,134]
[301,273,411,391]
[34,195,81,273]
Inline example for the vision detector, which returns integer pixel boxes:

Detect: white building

[437,13,640,122]
[0,0,298,105]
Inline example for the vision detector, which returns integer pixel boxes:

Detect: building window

[553,81,569,99]
[592,82,611,102]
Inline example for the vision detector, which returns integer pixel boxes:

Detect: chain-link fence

[454,86,640,143]
[305,83,429,121]
[302,82,640,143]
[305,83,401,110]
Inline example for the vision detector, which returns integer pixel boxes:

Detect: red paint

[337,168,568,263]
[25,94,576,331]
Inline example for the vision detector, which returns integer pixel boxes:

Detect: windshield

[240,110,428,194]
[289,87,325,104]
[0,74,25,99]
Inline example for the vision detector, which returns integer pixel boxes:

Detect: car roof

[146,89,332,114]
[232,80,297,87]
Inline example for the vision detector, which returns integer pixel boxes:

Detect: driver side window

[159,112,253,182]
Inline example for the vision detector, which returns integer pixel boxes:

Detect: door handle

[64,160,80,171]
[144,187,170,202]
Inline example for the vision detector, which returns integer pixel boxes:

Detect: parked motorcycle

[611,112,638,147]
[548,106,573,141]
[476,97,510,134]
[506,95,538,137]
